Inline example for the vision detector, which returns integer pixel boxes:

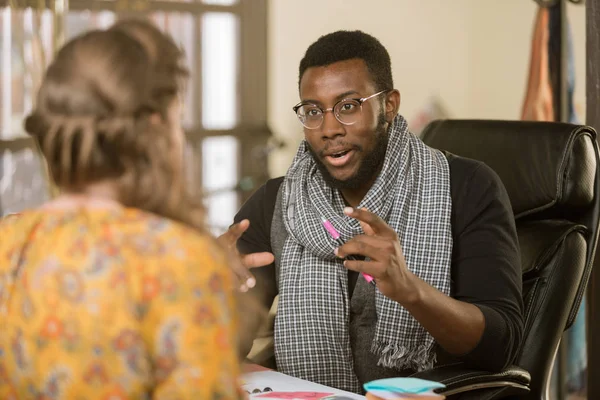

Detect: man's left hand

[218,219,275,292]
[336,207,420,305]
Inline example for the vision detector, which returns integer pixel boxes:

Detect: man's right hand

[218,219,275,292]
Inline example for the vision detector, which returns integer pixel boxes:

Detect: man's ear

[384,90,401,123]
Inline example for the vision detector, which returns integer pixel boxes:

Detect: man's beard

[308,113,389,190]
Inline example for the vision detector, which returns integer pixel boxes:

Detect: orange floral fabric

[0,208,241,399]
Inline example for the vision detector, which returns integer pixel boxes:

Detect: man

[224,31,523,393]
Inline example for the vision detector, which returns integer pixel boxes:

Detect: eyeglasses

[292,90,389,130]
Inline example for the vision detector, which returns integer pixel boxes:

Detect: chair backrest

[421,119,600,400]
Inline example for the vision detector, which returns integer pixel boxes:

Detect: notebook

[242,370,365,400]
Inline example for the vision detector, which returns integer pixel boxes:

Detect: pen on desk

[319,216,376,286]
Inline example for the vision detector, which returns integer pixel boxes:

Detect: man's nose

[320,110,345,140]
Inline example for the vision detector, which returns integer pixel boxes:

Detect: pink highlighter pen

[320,216,376,286]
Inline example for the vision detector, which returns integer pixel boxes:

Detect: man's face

[299,59,389,190]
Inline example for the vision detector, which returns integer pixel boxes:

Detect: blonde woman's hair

[24,19,205,231]
[25,20,267,353]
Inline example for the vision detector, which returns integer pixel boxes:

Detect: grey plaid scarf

[274,115,452,393]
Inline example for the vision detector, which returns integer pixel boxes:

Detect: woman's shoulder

[0,211,42,236]
[119,211,232,287]
[1,212,29,225]
[1,207,226,266]
[122,209,222,248]
[0,214,20,234]
[118,209,229,268]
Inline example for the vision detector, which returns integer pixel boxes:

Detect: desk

[242,365,364,400]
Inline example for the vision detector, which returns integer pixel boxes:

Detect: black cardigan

[234,153,524,385]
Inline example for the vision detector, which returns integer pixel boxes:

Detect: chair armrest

[410,363,530,399]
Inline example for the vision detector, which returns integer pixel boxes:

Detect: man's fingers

[343,259,384,277]
[359,220,376,236]
[218,219,250,247]
[337,236,388,261]
[228,255,256,292]
[242,252,275,269]
[227,251,273,293]
[344,207,396,238]
[358,207,376,236]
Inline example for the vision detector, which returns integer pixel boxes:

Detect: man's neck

[340,174,378,208]
[338,158,386,207]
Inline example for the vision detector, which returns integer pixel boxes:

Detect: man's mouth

[329,150,351,158]
[324,149,355,167]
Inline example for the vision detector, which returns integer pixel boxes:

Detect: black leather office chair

[411,120,600,400]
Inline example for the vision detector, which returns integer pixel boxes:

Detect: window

[201,11,238,131]
[0,0,269,230]
[202,136,238,233]
[66,10,115,38]
[0,7,53,141]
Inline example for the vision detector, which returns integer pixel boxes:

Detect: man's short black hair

[298,30,393,92]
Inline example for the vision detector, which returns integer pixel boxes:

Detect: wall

[467,1,586,120]
[267,0,586,177]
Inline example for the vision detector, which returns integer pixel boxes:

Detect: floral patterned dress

[0,208,242,399]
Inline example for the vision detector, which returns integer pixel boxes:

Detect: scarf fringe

[371,340,437,372]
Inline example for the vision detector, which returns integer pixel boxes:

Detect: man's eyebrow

[335,90,360,101]
[300,91,361,106]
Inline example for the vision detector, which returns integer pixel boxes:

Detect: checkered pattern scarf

[274,115,452,393]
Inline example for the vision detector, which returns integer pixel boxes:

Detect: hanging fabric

[520,7,554,121]
[547,3,587,398]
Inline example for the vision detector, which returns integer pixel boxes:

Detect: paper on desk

[242,370,365,400]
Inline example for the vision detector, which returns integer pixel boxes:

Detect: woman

[0,20,242,399]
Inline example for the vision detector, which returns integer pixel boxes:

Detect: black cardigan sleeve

[232,159,523,371]
[233,177,283,314]
[445,155,524,371]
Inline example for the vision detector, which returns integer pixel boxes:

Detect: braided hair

[24,20,205,232]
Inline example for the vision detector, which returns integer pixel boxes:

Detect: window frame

[1,0,270,213]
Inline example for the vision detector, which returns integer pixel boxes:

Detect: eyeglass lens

[296,99,362,129]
